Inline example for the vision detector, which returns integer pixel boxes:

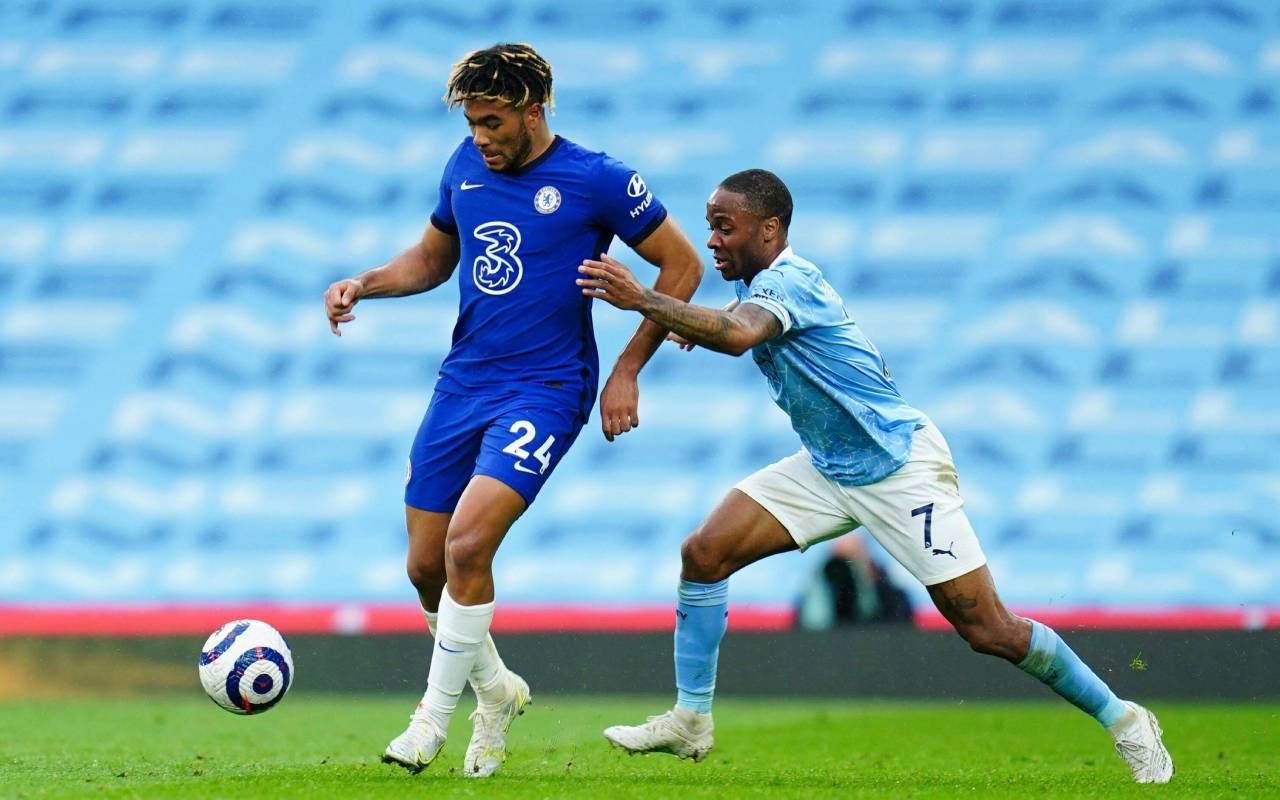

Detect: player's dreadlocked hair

[444,43,554,111]
[719,169,793,231]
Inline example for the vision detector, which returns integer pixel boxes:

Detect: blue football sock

[1017,619,1128,728]
[674,578,729,714]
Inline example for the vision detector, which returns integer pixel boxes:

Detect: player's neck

[518,126,556,169]
[763,240,788,265]
[742,241,789,285]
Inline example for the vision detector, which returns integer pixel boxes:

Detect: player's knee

[680,534,730,583]
[405,556,445,593]
[958,624,1000,656]
[444,529,496,578]
[957,619,1022,660]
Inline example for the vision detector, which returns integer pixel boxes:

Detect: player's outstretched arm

[324,221,460,336]
[669,299,738,351]
[579,255,779,356]
[595,217,702,440]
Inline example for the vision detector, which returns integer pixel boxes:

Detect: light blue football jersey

[735,247,925,485]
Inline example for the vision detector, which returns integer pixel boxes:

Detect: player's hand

[667,332,696,351]
[324,278,364,336]
[577,254,646,311]
[599,368,639,442]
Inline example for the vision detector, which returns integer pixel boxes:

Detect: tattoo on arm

[639,291,752,354]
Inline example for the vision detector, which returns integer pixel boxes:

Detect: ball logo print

[198,619,294,715]
[627,173,647,198]
[534,185,561,214]
[472,220,524,295]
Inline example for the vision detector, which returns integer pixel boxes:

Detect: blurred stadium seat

[0,0,1276,623]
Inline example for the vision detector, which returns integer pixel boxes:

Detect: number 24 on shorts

[502,420,556,475]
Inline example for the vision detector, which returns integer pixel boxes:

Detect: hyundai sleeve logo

[627,173,647,198]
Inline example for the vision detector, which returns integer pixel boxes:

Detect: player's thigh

[838,423,987,587]
[682,489,801,580]
[728,450,860,558]
[474,401,584,508]
[405,389,489,513]
[444,475,529,572]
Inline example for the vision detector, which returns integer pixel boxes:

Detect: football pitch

[1,696,1275,799]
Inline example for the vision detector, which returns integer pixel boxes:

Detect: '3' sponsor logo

[472,221,523,295]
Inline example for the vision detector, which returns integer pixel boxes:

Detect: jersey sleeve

[590,154,668,248]
[739,268,796,334]
[428,140,466,236]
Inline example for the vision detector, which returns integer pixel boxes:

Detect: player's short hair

[718,169,793,231]
[444,43,554,112]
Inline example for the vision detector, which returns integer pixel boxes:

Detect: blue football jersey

[429,135,668,413]
[736,247,926,485]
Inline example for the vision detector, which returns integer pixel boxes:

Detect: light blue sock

[674,578,729,713]
[1017,619,1128,728]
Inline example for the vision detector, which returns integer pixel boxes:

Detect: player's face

[705,188,769,283]
[462,98,538,172]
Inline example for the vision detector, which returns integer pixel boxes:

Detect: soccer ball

[198,619,294,714]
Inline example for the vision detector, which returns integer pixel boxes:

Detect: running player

[323,43,701,778]
[577,169,1173,784]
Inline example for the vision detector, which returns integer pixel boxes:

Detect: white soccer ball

[198,619,294,714]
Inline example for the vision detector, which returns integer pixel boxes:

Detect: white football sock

[422,608,508,707]
[471,635,509,708]
[418,589,495,734]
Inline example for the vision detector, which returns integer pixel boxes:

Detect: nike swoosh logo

[513,463,539,474]
[460,180,483,190]
[438,642,464,653]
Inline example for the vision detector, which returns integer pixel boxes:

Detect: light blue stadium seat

[1097,344,1222,388]
[1045,429,1175,472]
[1,0,1277,612]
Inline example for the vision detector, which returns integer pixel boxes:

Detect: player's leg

[674,488,802,717]
[928,565,1172,781]
[406,505,448,611]
[606,451,855,760]
[386,391,509,773]
[438,400,582,777]
[851,422,1172,783]
[416,476,527,735]
[404,505,511,714]
[927,566,1172,782]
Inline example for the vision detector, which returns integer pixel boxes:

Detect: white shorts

[734,422,986,587]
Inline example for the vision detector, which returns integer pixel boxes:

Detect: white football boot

[1111,701,1174,784]
[382,715,446,774]
[463,671,532,778]
[603,707,714,762]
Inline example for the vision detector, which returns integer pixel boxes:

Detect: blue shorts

[405,387,585,513]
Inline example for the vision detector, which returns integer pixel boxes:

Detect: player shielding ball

[578,169,1173,784]
[324,43,701,778]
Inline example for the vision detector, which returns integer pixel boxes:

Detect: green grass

[0,695,1275,799]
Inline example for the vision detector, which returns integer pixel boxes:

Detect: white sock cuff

[438,589,495,646]
[422,609,438,634]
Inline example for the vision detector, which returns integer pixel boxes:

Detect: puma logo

[931,541,956,559]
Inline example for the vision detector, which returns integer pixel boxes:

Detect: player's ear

[524,102,544,126]
[761,216,781,243]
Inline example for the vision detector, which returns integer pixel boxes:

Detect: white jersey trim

[742,245,796,333]
[741,296,792,334]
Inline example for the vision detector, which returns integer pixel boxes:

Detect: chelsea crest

[534,185,561,214]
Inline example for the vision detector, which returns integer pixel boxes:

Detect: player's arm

[324,220,459,336]
[669,298,738,351]
[579,254,781,356]
[596,216,703,440]
[609,216,704,370]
